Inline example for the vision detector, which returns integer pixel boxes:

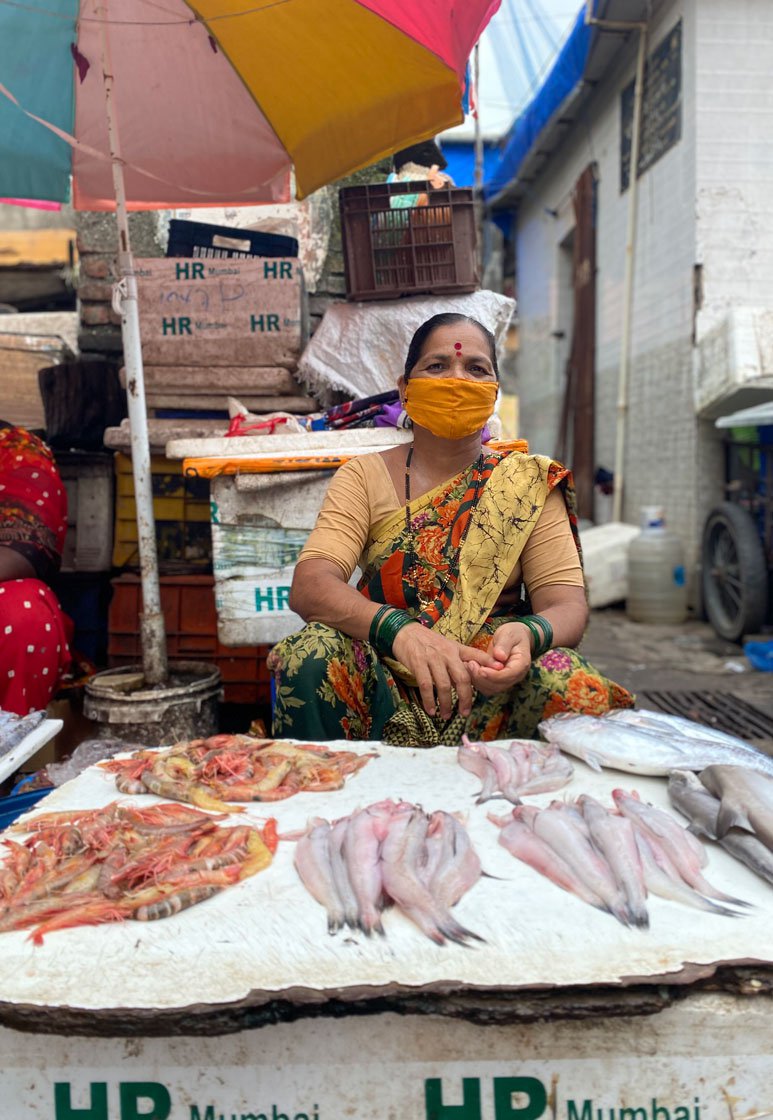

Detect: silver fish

[700,765,773,850]
[496,811,606,910]
[293,821,345,934]
[633,829,740,918]
[539,713,773,778]
[459,736,573,803]
[613,789,749,908]
[342,808,385,936]
[381,808,480,946]
[607,709,757,752]
[0,710,46,755]
[329,817,361,931]
[429,813,483,913]
[532,804,632,926]
[669,770,773,888]
[579,794,649,929]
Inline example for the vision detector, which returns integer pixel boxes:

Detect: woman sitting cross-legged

[268,313,633,746]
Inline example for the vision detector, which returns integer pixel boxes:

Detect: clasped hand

[391,621,533,720]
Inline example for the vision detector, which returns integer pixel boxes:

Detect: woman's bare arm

[289,558,384,640]
[0,546,35,582]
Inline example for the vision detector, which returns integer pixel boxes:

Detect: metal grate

[638,690,773,742]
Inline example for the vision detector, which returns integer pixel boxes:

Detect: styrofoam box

[579,521,640,609]
[211,471,335,646]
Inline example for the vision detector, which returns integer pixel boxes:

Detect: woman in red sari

[0,423,73,715]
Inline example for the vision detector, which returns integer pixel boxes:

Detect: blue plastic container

[744,640,773,672]
[0,787,52,831]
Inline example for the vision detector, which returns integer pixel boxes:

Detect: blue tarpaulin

[441,140,501,188]
[484,5,594,202]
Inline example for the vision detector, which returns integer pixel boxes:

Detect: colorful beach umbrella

[0,0,498,207]
[0,0,499,684]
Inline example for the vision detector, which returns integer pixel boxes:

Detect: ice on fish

[539,712,773,778]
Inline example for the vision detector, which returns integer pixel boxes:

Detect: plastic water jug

[626,506,688,624]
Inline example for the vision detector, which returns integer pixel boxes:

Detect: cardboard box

[135,257,304,369]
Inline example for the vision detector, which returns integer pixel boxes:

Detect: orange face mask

[404,377,498,440]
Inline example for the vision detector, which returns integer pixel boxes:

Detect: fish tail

[441,914,486,945]
[629,906,650,930]
[694,874,752,908]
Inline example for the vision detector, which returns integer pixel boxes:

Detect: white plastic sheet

[0,742,771,1018]
[298,291,516,402]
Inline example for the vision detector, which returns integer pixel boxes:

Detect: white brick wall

[514,0,716,581]
[693,0,773,415]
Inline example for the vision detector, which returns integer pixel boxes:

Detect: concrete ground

[581,606,773,747]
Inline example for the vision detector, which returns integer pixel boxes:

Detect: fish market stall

[0,727,773,1118]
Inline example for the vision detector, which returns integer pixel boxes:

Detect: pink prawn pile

[294,800,484,946]
[492,788,751,929]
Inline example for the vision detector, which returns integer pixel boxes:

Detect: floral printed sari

[268,449,633,745]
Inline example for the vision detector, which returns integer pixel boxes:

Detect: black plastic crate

[166,219,298,260]
[339,181,478,301]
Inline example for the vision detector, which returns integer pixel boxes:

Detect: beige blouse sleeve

[519,486,585,595]
[297,455,401,580]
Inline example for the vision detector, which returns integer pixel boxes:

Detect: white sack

[298,290,516,403]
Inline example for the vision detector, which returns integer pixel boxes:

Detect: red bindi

[454,342,463,351]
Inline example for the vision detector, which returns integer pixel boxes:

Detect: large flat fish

[669,769,773,887]
[539,713,773,777]
[699,765,773,849]
[607,709,757,752]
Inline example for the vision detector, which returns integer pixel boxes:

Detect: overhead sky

[443,0,580,141]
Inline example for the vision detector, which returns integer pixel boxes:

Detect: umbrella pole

[100,14,168,686]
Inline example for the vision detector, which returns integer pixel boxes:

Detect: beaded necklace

[404,444,486,612]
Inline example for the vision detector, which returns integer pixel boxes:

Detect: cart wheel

[701,502,768,642]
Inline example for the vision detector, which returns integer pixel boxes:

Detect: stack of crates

[112,452,212,572]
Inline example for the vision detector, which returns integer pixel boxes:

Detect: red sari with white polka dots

[0,426,72,716]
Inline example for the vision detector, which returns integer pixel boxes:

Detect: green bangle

[369,604,392,646]
[532,614,554,655]
[374,608,415,657]
[519,614,553,658]
[518,617,542,656]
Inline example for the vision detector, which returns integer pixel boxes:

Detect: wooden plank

[0,228,76,268]
[148,393,318,413]
[121,365,300,394]
[135,257,302,368]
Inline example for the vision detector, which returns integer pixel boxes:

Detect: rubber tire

[701,502,768,642]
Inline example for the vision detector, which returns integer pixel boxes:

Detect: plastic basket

[113,452,212,571]
[339,181,478,301]
[166,219,298,260]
